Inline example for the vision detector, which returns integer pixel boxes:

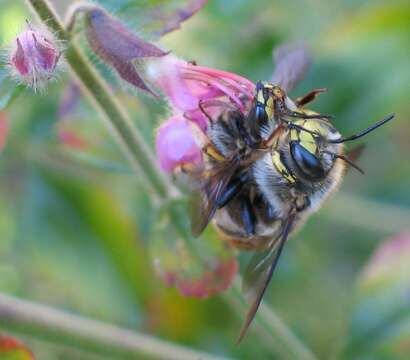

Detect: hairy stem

[26,0,174,200]
[0,293,228,360]
[23,1,317,359]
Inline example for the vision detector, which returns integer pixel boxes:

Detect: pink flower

[156,115,205,172]
[9,29,60,90]
[150,55,256,173]
[148,55,255,131]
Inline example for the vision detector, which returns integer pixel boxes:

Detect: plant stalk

[0,293,229,360]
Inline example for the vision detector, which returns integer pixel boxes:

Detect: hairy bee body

[193,79,393,341]
[208,100,345,250]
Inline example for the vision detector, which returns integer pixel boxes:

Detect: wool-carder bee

[190,79,394,341]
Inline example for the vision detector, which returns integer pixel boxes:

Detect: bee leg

[216,172,250,209]
[241,195,256,236]
[265,202,277,222]
[216,178,243,209]
[295,88,327,107]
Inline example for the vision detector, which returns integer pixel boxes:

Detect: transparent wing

[271,43,311,93]
[190,156,240,237]
[346,144,365,163]
[237,210,296,343]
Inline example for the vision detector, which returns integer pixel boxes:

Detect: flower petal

[148,55,255,130]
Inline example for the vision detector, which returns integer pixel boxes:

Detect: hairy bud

[9,29,61,90]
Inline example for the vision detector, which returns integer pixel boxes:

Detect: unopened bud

[156,115,204,172]
[9,29,61,90]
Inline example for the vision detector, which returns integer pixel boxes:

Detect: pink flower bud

[155,115,205,172]
[9,29,60,90]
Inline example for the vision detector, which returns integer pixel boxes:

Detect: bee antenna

[328,114,395,144]
[324,151,365,174]
[284,121,322,138]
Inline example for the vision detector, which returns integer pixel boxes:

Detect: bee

[191,80,394,342]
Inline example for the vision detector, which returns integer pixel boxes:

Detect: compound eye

[290,141,325,180]
[255,104,268,123]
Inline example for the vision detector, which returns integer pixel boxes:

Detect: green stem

[24,1,317,359]
[26,0,174,201]
[0,293,229,360]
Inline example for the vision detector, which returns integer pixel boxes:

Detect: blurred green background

[0,0,409,359]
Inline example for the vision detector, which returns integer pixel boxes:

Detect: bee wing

[271,42,311,93]
[237,210,296,343]
[346,144,365,163]
[190,156,240,237]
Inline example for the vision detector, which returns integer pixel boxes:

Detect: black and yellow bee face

[254,81,272,123]
[271,118,343,184]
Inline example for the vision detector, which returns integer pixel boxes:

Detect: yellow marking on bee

[266,97,274,117]
[257,89,265,104]
[205,144,225,161]
[299,129,317,154]
[271,150,296,183]
[290,118,332,155]
[290,128,299,142]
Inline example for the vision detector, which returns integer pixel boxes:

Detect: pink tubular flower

[10,29,60,90]
[150,55,255,173]
[148,55,255,131]
[156,115,205,172]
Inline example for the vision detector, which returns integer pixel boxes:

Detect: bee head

[285,119,342,182]
[284,113,395,182]
[254,81,294,125]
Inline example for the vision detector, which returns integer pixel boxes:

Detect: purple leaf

[84,7,168,94]
[112,60,154,94]
[116,0,208,39]
[86,8,168,62]
[149,0,209,38]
